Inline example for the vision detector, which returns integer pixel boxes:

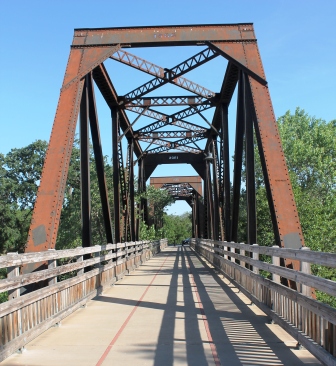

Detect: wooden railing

[0,239,167,361]
[191,238,336,366]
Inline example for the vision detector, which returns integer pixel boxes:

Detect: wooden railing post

[230,245,236,280]
[240,245,246,268]
[95,245,101,268]
[252,244,259,300]
[223,241,228,260]
[77,248,84,276]
[272,246,280,283]
[301,247,312,297]
[7,252,20,300]
[239,245,246,288]
[7,252,22,341]
[271,245,280,320]
[252,244,259,274]
[231,246,235,263]
[48,249,57,286]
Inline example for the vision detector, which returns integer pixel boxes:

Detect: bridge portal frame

[25,24,305,279]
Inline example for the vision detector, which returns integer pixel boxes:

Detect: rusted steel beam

[138,158,148,226]
[211,140,220,240]
[80,76,92,249]
[219,104,231,241]
[26,45,121,253]
[231,72,245,243]
[87,74,113,244]
[243,43,305,259]
[112,108,121,243]
[206,41,267,86]
[205,61,239,151]
[117,126,128,242]
[72,24,256,48]
[127,140,136,241]
[92,64,143,157]
[243,72,257,245]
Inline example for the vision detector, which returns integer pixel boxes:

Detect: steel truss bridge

[1,24,335,365]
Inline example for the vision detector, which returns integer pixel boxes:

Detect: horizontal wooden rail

[191,238,336,366]
[0,239,168,361]
[201,239,336,267]
[200,243,336,297]
[0,242,146,268]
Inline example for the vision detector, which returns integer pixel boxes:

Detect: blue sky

[1,0,335,215]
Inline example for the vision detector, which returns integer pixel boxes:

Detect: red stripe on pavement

[96,254,170,366]
[184,248,221,366]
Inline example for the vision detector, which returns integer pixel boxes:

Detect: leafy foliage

[278,109,336,253]
[55,139,114,250]
[277,109,336,306]
[145,185,174,230]
[0,140,47,253]
[162,212,192,245]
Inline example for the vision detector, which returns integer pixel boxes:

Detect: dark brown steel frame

[25,24,305,280]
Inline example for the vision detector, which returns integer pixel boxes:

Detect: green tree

[0,140,47,253]
[252,108,336,306]
[278,108,336,253]
[146,185,174,230]
[162,212,192,245]
[56,139,114,249]
[278,109,336,306]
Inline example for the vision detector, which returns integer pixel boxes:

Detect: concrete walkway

[3,246,320,366]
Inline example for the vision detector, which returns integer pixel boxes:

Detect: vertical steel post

[112,108,121,243]
[80,75,91,248]
[205,158,214,239]
[243,73,257,245]
[138,158,148,229]
[212,141,220,240]
[221,103,231,241]
[87,74,113,244]
[203,162,208,239]
[128,139,136,241]
[231,71,245,242]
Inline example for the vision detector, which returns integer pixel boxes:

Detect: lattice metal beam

[124,95,210,107]
[111,49,216,99]
[146,134,205,154]
[137,130,208,139]
[123,48,218,101]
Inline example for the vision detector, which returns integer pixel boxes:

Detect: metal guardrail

[0,239,168,361]
[191,238,336,366]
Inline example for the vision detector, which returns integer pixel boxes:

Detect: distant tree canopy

[162,212,192,245]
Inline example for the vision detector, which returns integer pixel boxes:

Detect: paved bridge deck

[3,246,320,366]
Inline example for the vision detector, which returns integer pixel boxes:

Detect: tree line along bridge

[0,24,335,365]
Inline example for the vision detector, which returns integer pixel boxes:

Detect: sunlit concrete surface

[2,246,321,366]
